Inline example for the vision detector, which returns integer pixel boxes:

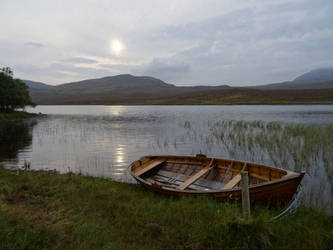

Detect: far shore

[0,111,44,120]
[26,101,333,106]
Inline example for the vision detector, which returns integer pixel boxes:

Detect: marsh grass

[211,121,333,182]
[0,165,332,249]
[176,120,333,185]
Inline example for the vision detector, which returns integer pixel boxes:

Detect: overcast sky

[1,0,333,86]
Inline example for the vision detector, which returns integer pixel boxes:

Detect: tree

[0,67,35,113]
[0,67,13,77]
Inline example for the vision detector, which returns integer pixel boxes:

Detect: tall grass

[208,121,333,181]
[0,165,332,249]
[173,120,333,182]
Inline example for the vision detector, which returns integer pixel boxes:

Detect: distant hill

[254,68,333,89]
[25,69,333,105]
[293,68,333,83]
[56,74,177,94]
[26,74,231,104]
[254,80,333,90]
[23,80,54,89]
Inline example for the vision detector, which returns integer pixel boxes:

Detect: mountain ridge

[24,68,333,90]
[23,68,333,105]
[294,68,333,83]
[251,68,333,90]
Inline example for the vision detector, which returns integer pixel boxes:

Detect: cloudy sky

[1,0,333,86]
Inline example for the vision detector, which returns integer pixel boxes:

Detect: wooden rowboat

[129,154,305,204]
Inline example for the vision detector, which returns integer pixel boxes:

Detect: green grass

[0,165,332,249]
[0,111,39,120]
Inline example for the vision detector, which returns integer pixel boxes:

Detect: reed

[181,120,333,184]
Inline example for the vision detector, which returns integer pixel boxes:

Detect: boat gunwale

[128,155,305,194]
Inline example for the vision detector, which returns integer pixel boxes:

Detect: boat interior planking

[129,154,305,205]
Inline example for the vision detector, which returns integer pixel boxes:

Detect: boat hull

[129,155,305,205]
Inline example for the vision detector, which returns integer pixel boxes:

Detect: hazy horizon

[22,68,331,87]
[1,0,333,86]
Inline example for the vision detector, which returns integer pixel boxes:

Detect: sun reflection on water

[108,106,124,116]
[114,144,126,167]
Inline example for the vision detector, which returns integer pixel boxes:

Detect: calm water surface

[1,105,333,211]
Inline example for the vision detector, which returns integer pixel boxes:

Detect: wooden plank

[133,159,153,173]
[156,170,224,190]
[217,165,240,173]
[221,163,247,190]
[221,174,241,190]
[134,160,165,176]
[177,158,215,190]
[157,170,179,179]
[220,162,233,183]
[250,173,269,181]
[166,160,203,165]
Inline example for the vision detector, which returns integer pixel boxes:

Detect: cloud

[1,0,333,85]
[24,42,44,48]
[13,64,71,82]
[62,57,98,64]
[98,63,132,73]
[49,63,116,80]
[13,63,117,85]
[142,1,333,85]
[141,58,190,81]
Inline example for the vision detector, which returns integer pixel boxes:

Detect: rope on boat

[271,184,303,221]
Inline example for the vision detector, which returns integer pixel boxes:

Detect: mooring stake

[241,171,251,221]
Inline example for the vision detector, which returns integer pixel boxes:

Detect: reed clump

[212,121,333,181]
[176,120,333,184]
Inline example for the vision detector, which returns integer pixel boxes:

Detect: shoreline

[27,101,333,106]
[0,111,45,121]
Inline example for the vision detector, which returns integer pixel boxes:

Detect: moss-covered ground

[0,165,332,249]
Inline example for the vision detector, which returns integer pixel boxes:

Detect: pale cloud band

[0,0,332,86]
[24,42,44,48]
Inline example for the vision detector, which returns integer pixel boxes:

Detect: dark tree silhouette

[0,67,13,77]
[0,67,35,113]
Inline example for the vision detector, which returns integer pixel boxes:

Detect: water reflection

[0,120,36,165]
[108,106,124,116]
[114,144,125,166]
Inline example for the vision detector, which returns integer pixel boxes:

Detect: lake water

[1,105,333,212]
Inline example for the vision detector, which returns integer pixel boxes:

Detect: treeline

[0,67,34,113]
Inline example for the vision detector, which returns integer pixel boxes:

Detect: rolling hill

[23,80,54,89]
[23,68,333,105]
[254,68,333,90]
[294,68,333,83]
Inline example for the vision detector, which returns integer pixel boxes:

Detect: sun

[110,39,124,55]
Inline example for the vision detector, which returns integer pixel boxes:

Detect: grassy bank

[0,111,39,120]
[0,166,332,249]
